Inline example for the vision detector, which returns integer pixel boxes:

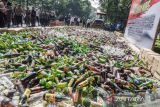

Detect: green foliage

[99,0,132,23]
[12,0,92,19]
[154,38,160,53]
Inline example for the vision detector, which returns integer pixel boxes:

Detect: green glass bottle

[74,71,93,85]
[43,93,68,104]
[78,76,95,88]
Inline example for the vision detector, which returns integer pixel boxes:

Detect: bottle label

[24,88,31,98]
[44,93,56,104]
[79,81,88,88]
[57,82,67,89]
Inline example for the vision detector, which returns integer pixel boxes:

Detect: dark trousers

[36,16,39,25]
[6,16,12,28]
[16,15,23,26]
[31,17,36,27]
[83,22,86,27]
[87,23,90,28]
[12,16,16,26]
[25,16,30,27]
[7,19,11,28]
[0,12,5,28]
[40,18,45,27]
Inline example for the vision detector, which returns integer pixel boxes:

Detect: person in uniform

[31,7,36,27]
[15,5,23,27]
[36,9,40,26]
[40,11,45,27]
[0,0,6,28]
[25,7,31,27]
[5,1,12,28]
[12,4,17,26]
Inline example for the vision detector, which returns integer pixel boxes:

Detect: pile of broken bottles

[0,27,160,107]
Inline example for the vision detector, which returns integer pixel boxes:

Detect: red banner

[128,0,160,19]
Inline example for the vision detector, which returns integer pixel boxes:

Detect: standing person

[82,17,86,27]
[50,12,55,22]
[36,9,40,26]
[43,11,49,26]
[12,4,17,26]
[87,19,91,28]
[77,17,80,26]
[48,13,51,26]
[64,16,67,25]
[15,5,23,27]
[6,2,12,28]
[2,0,12,27]
[74,16,78,26]
[70,16,74,26]
[65,15,69,26]
[31,7,36,27]
[66,15,71,26]
[46,12,50,26]
[0,0,7,28]
[40,11,45,27]
[39,11,43,26]
[25,7,30,27]
[44,12,48,26]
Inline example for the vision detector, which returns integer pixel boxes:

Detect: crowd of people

[0,0,89,28]
[63,15,88,27]
[0,0,56,28]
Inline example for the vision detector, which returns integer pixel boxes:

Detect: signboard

[125,0,160,49]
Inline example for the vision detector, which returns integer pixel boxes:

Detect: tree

[99,0,132,24]
[11,0,92,19]
[66,0,92,17]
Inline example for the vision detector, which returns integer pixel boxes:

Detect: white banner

[125,0,160,49]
